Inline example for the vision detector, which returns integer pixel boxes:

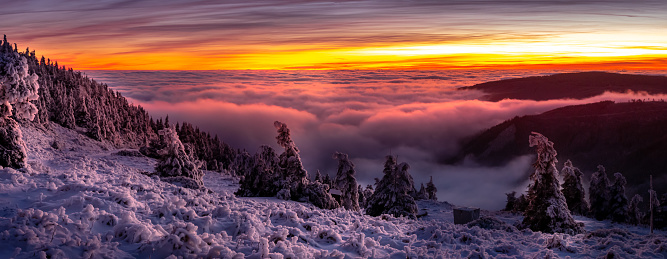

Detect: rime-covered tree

[416,183,428,200]
[366,155,418,219]
[560,160,589,215]
[314,170,323,183]
[360,185,374,208]
[358,185,366,207]
[589,165,611,221]
[333,152,360,211]
[0,36,40,169]
[628,194,643,225]
[505,191,518,212]
[609,172,629,223]
[302,181,339,209]
[274,121,308,199]
[521,132,582,234]
[154,127,204,189]
[235,146,279,197]
[323,173,333,187]
[425,176,438,201]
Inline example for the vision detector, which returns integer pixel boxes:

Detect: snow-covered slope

[1,123,666,258]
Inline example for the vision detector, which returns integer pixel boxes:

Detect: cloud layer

[86,70,667,209]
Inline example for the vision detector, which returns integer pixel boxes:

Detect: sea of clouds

[85,70,667,209]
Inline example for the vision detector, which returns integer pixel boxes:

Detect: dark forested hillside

[6,37,236,171]
[450,100,667,196]
[462,72,667,101]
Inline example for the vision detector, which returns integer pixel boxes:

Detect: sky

[3,0,667,70]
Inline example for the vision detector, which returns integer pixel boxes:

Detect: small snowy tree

[154,127,204,189]
[416,183,428,200]
[609,172,629,223]
[323,174,333,187]
[314,170,323,183]
[235,145,279,197]
[628,194,643,225]
[521,132,582,234]
[366,155,418,219]
[425,176,438,201]
[505,191,518,212]
[333,152,360,211]
[0,36,40,168]
[589,165,611,221]
[560,160,589,216]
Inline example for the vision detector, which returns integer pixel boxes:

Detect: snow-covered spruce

[520,132,583,234]
[416,183,429,200]
[154,127,204,189]
[274,121,308,200]
[628,194,644,225]
[236,122,339,210]
[560,160,589,216]
[333,152,360,211]
[425,176,438,201]
[236,145,280,197]
[589,165,611,221]
[609,172,629,223]
[366,155,418,219]
[0,36,40,169]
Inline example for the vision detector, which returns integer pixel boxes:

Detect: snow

[0,122,666,258]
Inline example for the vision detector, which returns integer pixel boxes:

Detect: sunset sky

[3,0,667,70]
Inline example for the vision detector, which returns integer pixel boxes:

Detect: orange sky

[2,1,667,70]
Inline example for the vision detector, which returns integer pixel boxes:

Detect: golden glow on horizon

[22,34,667,71]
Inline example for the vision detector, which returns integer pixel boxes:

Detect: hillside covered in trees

[6,36,237,172]
[450,100,667,197]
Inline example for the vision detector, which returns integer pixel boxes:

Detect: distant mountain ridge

[462,72,667,101]
[450,100,667,197]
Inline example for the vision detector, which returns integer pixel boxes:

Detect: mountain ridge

[461,72,667,101]
[450,100,667,198]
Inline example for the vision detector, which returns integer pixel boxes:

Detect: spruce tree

[333,152,360,211]
[274,121,308,199]
[560,160,589,215]
[521,132,582,234]
[235,146,279,197]
[589,165,611,221]
[154,127,204,189]
[628,194,643,225]
[366,155,418,219]
[416,183,428,200]
[609,172,629,223]
[0,36,40,169]
[425,176,438,201]
[314,170,323,183]
[505,191,517,212]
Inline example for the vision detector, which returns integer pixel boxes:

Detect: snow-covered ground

[1,123,666,258]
